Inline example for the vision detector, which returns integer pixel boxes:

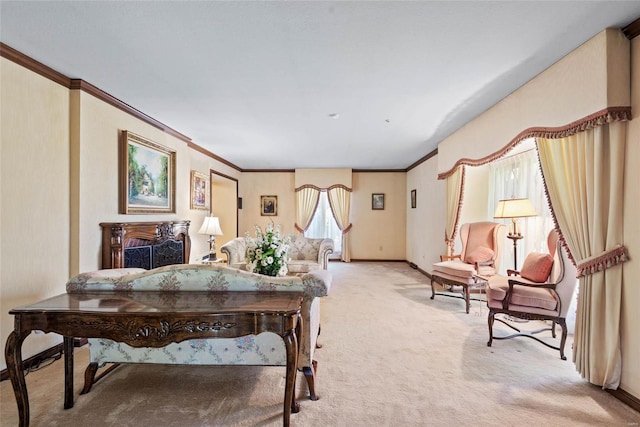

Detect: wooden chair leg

[487,309,495,347]
[558,319,568,360]
[303,360,319,401]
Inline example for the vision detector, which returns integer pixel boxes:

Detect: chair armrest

[220,238,247,264]
[318,239,334,269]
[476,260,495,267]
[506,269,521,276]
[502,278,558,310]
[440,254,461,262]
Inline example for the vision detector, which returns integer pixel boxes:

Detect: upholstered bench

[66,263,332,400]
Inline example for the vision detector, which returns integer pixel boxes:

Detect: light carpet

[1,262,638,426]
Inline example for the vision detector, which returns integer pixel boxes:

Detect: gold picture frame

[119,130,176,214]
[190,170,210,211]
[411,189,417,208]
[261,195,277,216]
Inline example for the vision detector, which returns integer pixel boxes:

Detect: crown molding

[623,16,640,40]
[0,42,70,88]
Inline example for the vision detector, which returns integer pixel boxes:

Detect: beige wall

[209,173,238,252]
[438,29,630,175]
[72,91,240,273]
[406,156,445,270]
[239,171,407,260]
[0,60,240,370]
[239,172,297,237]
[621,37,640,398]
[351,172,406,260]
[1,58,71,367]
[294,168,352,188]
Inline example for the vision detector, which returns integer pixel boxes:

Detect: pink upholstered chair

[485,229,578,360]
[431,222,505,313]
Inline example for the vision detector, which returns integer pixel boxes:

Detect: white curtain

[306,191,343,256]
[488,142,554,273]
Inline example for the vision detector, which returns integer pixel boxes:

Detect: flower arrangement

[245,223,291,276]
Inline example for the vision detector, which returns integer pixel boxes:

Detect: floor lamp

[493,198,537,270]
[198,216,223,261]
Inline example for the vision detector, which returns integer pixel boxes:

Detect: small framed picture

[190,171,210,210]
[411,189,416,208]
[372,193,385,210]
[261,195,277,216]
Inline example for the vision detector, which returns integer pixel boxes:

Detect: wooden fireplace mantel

[100,220,191,269]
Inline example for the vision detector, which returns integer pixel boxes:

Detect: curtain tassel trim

[576,245,629,278]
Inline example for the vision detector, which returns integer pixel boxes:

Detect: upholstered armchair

[485,229,578,360]
[220,235,333,273]
[430,222,506,313]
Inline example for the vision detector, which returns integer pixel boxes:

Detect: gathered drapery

[327,185,352,262]
[444,165,465,256]
[537,119,628,389]
[295,185,321,234]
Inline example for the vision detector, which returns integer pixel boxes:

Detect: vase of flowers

[245,223,291,276]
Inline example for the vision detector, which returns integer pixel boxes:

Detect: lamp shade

[493,198,537,219]
[198,216,223,236]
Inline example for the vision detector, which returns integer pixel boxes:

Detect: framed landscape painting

[190,170,210,211]
[120,131,176,214]
[411,189,417,208]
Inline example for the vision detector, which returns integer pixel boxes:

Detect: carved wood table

[5,291,303,427]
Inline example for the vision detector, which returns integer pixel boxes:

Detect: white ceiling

[2,1,639,170]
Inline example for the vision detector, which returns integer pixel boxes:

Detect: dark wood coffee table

[5,291,303,427]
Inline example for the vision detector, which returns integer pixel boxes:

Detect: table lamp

[493,197,537,270]
[198,216,223,261]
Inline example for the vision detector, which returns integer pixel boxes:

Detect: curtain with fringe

[537,120,628,389]
[295,186,321,234]
[444,165,465,256]
[328,185,352,262]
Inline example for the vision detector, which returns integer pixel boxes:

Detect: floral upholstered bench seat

[66,263,332,400]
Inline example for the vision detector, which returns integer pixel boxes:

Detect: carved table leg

[430,278,435,300]
[5,329,31,427]
[63,336,74,409]
[283,329,299,426]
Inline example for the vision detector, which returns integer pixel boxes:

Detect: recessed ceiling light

[328,113,340,119]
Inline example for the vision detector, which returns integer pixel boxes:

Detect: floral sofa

[221,235,334,274]
[66,263,332,400]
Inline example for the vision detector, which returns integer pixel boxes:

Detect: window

[305,191,342,257]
